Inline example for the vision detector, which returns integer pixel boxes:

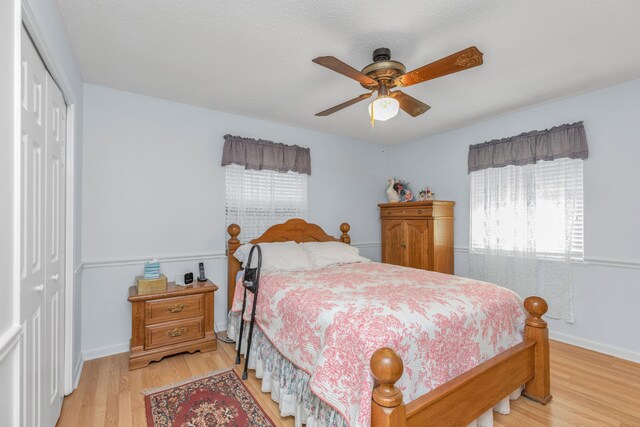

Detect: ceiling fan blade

[315,93,373,116]
[390,91,431,117]
[395,46,483,87]
[313,56,378,86]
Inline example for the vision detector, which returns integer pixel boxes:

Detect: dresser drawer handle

[418,210,422,214]
[386,211,391,215]
[167,327,186,337]
[166,304,186,313]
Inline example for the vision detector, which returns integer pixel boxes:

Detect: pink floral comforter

[231,262,526,427]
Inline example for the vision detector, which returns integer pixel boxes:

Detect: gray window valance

[221,134,311,175]
[468,121,588,173]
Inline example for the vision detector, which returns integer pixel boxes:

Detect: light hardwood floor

[57,340,640,426]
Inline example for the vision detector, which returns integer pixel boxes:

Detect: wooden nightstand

[128,280,218,370]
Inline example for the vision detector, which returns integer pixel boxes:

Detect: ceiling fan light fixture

[313,46,481,119]
[368,96,400,121]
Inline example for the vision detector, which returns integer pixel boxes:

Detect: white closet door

[21,26,47,427]
[20,27,66,427]
[43,71,66,426]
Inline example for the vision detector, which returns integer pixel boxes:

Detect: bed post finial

[370,348,407,427]
[340,222,351,244]
[523,296,552,405]
[227,224,242,312]
[228,224,240,245]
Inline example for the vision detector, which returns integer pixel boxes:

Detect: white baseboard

[550,330,640,364]
[82,341,130,361]
[80,329,640,367]
[72,353,84,390]
[214,321,227,334]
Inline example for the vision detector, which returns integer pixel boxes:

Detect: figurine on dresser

[385,178,414,202]
[386,179,401,202]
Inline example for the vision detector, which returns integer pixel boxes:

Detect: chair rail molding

[582,257,640,270]
[455,246,640,269]
[0,324,22,363]
[74,263,83,277]
[353,242,382,249]
[81,242,382,270]
[82,251,228,269]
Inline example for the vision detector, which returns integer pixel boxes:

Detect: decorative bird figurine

[386,178,400,202]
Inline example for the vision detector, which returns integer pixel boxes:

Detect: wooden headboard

[226,218,351,311]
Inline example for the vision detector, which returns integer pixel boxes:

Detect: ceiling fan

[312,46,483,122]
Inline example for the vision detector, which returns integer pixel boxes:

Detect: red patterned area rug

[144,368,275,427]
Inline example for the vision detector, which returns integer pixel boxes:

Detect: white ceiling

[56,0,640,145]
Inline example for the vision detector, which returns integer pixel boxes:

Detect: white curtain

[225,164,309,242]
[470,158,584,322]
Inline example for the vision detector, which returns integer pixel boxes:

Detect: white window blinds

[225,164,308,242]
[470,157,584,260]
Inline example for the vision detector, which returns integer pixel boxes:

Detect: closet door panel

[43,72,66,423]
[20,27,47,427]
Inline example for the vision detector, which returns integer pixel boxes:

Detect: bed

[226,219,551,427]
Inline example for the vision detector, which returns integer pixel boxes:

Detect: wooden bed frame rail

[226,219,551,427]
[371,297,552,427]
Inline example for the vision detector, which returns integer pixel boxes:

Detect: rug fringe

[141,367,235,395]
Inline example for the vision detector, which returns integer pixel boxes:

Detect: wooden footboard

[371,296,552,427]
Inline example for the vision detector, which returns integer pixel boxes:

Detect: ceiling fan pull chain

[370,101,375,129]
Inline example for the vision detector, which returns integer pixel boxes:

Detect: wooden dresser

[379,200,455,274]
[128,280,218,370]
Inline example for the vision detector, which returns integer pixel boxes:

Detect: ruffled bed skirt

[227,311,522,427]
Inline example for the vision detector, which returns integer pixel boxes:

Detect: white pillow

[233,241,314,272]
[300,241,370,268]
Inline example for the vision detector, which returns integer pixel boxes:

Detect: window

[470,158,584,260]
[468,122,587,322]
[225,164,308,242]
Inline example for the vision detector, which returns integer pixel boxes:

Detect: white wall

[392,79,640,361]
[81,80,640,363]
[81,84,388,359]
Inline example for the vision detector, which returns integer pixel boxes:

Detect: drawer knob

[166,304,186,313]
[386,211,391,215]
[401,243,407,248]
[418,210,422,214]
[167,327,186,337]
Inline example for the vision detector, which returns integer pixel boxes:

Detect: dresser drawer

[144,317,204,350]
[144,294,204,325]
[381,207,432,218]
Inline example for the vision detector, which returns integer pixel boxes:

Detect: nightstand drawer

[145,294,204,325]
[144,317,204,350]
